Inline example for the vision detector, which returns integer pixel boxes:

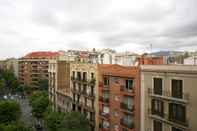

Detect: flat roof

[141,65,197,74]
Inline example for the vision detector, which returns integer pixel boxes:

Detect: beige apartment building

[70,63,98,131]
[48,60,71,112]
[140,65,197,131]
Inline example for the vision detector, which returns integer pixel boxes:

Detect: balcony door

[153,78,162,95]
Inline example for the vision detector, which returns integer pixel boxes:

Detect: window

[103,106,109,114]
[102,120,110,129]
[169,103,186,124]
[83,72,87,81]
[113,110,119,117]
[91,73,94,79]
[172,127,183,131]
[72,71,75,78]
[153,78,162,95]
[122,114,134,129]
[151,99,164,117]
[172,79,183,99]
[103,91,109,99]
[104,77,109,86]
[114,96,119,101]
[126,79,133,90]
[83,84,87,94]
[122,96,133,111]
[153,120,162,131]
[77,72,81,80]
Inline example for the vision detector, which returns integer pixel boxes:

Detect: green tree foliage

[0,100,21,124]
[36,79,49,91]
[29,91,49,119]
[0,122,33,131]
[44,111,65,131]
[62,111,90,131]
[0,69,19,93]
[0,78,6,91]
[44,111,90,131]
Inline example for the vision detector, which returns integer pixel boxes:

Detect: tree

[62,111,90,131]
[29,91,49,119]
[0,79,6,92]
[37,79,49,91]
[44,111,65,131]
[0,69,19,94]
[44,111,90,131]
[0,122,33,131]
[0,100,21,124]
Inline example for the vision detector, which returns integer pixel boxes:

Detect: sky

[0,0,197,59]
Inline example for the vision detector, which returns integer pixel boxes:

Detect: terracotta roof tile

[98,64,139,77]
[23,51,61,59]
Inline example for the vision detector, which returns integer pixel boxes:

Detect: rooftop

[98,64,139,77]
[141,65,197,73]
[23,51,61,59]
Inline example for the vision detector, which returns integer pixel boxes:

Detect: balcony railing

[100,111,110,119]
[86,93,95,99]
[120,103,134,113]
[120,119,134,129]
[120,85,134,93]
[169,116,189,127]
[148,108,189,128]
[89,78,96,85]
[148,88,189,103]
[148,108,164,118]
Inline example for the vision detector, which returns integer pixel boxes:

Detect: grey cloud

[1,0,197,58]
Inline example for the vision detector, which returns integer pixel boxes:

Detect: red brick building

[98,64,140,131]
[18,51,61,88]
[135,56,164,65]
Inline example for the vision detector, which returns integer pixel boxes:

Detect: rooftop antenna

[150,44,153,57]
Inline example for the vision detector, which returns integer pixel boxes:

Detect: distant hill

[150,51,184,57]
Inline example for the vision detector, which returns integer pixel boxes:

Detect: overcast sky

[0,0,197,59]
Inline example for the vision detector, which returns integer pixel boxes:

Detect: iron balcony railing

[120,103,134,113]
[148,88,189,103]
[148,108,189,128]
[99,111,110,119]
[120,118,134,129]
[120,85,134,93]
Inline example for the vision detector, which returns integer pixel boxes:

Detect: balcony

[120,85,134,93]
[89,78,96,85]
[148,88,189,104]
[148,108,189,130]
[169,117,189,127]
[99,97,109,104]
[120,119,134,129]
[71,76,82,81]
[85,92,95,99]
[120,103,134,113]
[148,108,164,118]
[100,111,110,119]
[99,123,110,131]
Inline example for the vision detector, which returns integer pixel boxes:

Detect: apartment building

[48,60,71,112]
[18,51,60,88]
[0,58,18,77]
[70,63,98,131]
[98,64,140,131]
[135,56,164,66]
[140,65,197,131]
